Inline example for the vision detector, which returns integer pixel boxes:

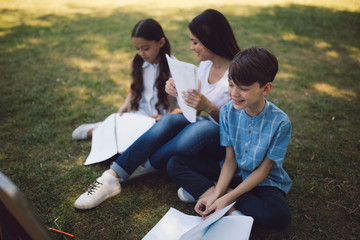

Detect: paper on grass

[84,113,155,165]
[142,208,203,240]
[142,202,253,240]
[178,202,235,240]
[166,54,197,123]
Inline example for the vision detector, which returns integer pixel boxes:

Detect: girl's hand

[148,114,162,122]
[118,104,131,115]
[165,78,178,97]
[182,89,210,112]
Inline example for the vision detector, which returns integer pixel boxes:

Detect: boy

[167,47,292,230]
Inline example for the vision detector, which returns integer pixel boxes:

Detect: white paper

[178,202,235,240]
[202,216,253,240]
[84,113,155,165]
[142,208,203,240]
[166,54,197,123]
[142,202,253,240]
[115,113,156,153]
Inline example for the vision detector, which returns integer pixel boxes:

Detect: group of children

[72,9,292,231]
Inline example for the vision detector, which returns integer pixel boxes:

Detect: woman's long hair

[188,9,240,60]
[130,18,171,113]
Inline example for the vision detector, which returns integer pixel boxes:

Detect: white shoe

[177,187,196,203]
[74,177,121,209]
[72,122,101,140]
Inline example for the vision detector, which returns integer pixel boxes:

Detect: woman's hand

[165,78,178,97]
[182,89,211,112]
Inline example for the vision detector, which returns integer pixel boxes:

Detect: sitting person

[167,47,293,231]
[74,9,241,210]
[71,18,177,141]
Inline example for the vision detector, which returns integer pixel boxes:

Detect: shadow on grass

[0,3,359,240]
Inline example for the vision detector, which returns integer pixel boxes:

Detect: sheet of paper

[115,113,156,153]
[142,202,253,240]
[84,113,155,165]
[178,202,236,240]
[142,208,203,240]
[166,54,197,123]
[202,215,253,240]
[84,113,118,165]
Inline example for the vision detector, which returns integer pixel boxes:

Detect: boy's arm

[213,146,238,197]
[220,157,274,206]
[195,146,237,217]
[201,156,274,219]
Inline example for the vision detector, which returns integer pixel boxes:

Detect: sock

[101,170,119,184]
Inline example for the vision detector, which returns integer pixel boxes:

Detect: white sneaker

[74,177,121,209]
[177,187,196,203]
[72,122,101,140]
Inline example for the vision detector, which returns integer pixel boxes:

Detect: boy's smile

[228,79,272,117]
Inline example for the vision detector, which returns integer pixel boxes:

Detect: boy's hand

[201,197,229,220]
[165,78,178,97]
[194,194,217,219]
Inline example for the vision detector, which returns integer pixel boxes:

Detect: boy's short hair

[229,47,278,87]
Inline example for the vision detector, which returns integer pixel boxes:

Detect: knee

[263,205,291,231]
[166,156,183,179]
[157,114,186,130]
[192,120,219,137]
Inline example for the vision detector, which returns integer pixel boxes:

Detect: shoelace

[87,180,103,195]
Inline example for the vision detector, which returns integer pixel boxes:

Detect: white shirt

[135,62,168,115]
[198,60,231,123]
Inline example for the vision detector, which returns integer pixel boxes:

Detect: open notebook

[84,113,156,165]
[143,202,253,240]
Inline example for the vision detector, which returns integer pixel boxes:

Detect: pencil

[48,227,74,237]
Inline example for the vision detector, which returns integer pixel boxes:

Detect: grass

[1,0,359,239]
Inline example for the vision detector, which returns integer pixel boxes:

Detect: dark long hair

[130,18,171,113]
[188,9,240,60]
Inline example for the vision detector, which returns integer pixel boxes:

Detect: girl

[74,9,240,210]
[71,18,177,140]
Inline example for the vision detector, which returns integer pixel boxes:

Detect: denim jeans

[167,155,291,231]
[110,114,225,180]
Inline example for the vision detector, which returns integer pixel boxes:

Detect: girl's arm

[195,146,237,217]
[118,92,132,115]
[202,157,275,219]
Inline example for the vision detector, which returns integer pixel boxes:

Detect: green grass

[1,0,359,239]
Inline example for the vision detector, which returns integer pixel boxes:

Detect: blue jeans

[167,155,291,231]
[110,114,225,180]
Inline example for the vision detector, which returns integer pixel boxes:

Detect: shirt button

[248,130,251,133]
[245,150,248,154]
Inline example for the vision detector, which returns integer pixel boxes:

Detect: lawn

[0,0,359,239]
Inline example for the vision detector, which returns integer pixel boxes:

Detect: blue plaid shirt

[220,100,292,194]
